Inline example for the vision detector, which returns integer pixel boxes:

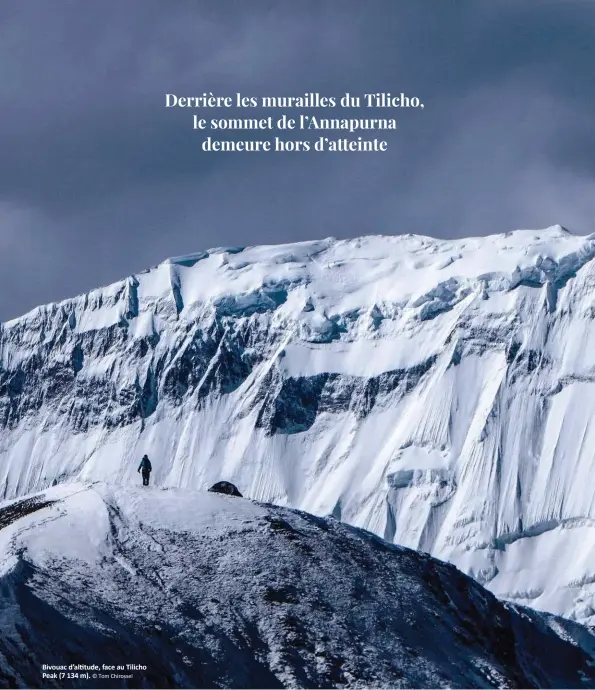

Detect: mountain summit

[2,227,595,625]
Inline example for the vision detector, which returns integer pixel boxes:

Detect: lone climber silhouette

[138,455,152,486]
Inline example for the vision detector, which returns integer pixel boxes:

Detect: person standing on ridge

[138,454,152,486]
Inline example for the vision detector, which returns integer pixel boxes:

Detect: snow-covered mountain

[0,482,594,689]
[2,225,595,626]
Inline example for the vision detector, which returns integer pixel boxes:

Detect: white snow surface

[2,225,595,626]
[0,482,593,689]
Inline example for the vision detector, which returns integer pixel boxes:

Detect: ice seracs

[2,225,595,627]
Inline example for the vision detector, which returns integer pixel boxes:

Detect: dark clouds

[1,0,595,319]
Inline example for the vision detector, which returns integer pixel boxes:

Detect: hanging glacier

[2,225,595,625]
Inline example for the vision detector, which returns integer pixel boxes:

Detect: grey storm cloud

[1,0,595,319]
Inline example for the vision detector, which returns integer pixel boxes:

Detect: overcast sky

[1,0,595,320]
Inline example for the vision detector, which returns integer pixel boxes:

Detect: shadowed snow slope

[4,227,595,625]
[0,482,594,689]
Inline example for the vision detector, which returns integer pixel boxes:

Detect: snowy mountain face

[2,225,595,627]
[0,482,594,689]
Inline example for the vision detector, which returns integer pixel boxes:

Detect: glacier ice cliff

[2,225,595,626]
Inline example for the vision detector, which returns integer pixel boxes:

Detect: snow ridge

[0,482,593,689]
